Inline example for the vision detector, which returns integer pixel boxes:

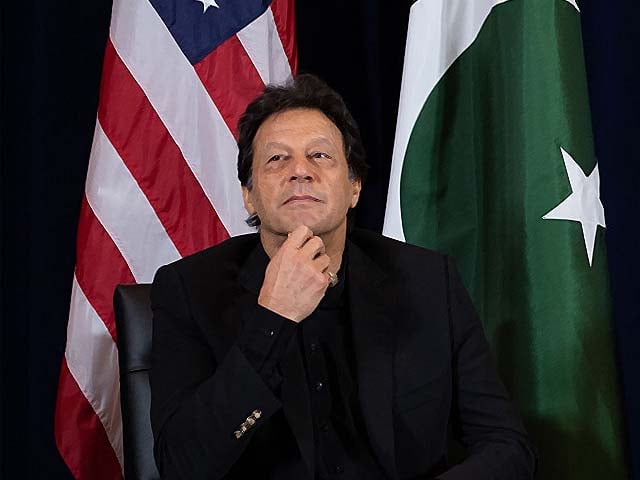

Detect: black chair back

[113,284,160,480]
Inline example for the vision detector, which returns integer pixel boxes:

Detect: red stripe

[98,40,229,257]
[55,359,123,480]
[270,0,298,74]
[194,34,265,139]
[75,195,135,342]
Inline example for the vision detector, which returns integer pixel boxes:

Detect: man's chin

[260,220,322,238]
[276,214,323,234]
[285,220,321,235]
[282,218,347,238]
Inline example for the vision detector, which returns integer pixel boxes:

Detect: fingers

[260,225,335,322]
[299,236,325,259]
[286,225,314,249]
[285,225,326,260]
[312,253,331,273]
[283,225,329,278]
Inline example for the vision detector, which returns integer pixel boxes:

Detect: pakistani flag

[384,0,628,477]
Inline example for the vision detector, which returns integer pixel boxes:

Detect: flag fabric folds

[385,0,627,477]
[54,1,296,477]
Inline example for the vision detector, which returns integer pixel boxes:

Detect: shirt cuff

[236,304,298,390]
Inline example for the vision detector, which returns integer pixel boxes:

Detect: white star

[543,147,606,267]
[195,0,219,12]
[563,0,580,12]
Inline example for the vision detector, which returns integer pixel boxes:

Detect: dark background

[1,0,638,478]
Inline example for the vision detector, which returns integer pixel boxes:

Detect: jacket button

[333,465,344,474]
[315,381,324,391]
[264,329,275,337]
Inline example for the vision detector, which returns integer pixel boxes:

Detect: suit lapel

[348,241,398,480]
[238,243,316,478]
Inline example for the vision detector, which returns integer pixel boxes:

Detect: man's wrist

[257,295,303,323]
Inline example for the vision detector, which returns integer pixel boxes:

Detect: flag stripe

[270,0,298,74]
[194,34,266,139]
[66,276,124,467]
[75,196,135,342]
[383,0,509,241]
[55,360,123,480]
[85,121,181,282]
[237,7,292,85]
[109,0,252,237]
[98,40,229,257]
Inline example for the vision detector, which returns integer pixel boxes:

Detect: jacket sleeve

[149,263,297,480]
[437,257,537,480]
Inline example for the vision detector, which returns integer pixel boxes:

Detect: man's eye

[268,154,283,163]
[311,152,332,159]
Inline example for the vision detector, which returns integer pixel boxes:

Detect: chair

[113,284,160,480]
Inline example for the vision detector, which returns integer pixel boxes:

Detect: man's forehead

[255,108,343,148]
[262,136,338,151]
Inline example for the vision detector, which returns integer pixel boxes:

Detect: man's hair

[237,74,368,227]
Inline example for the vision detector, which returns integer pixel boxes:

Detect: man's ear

[242,186,255,215]
[350,178,362,208]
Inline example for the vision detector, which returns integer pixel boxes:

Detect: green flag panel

[400,1,627,476]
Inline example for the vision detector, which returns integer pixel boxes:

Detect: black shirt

[237,244,386,480]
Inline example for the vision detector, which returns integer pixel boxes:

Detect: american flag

[54,0,297,477]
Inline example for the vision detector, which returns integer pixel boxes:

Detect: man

[150,74,536,479]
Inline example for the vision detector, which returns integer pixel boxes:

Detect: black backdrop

[1,1,638,478]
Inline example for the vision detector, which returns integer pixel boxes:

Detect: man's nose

[288,155,313,182]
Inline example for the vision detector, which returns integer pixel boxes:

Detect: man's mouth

[283,195,322,205]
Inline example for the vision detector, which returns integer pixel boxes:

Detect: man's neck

[260,223,346,275]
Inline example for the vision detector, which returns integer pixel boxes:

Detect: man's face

[242,108,361,238]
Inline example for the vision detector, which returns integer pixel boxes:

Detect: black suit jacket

[150,229,536,479]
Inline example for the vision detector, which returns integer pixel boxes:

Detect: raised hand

[258,225,331,322]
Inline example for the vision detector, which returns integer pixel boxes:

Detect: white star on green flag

[543,147,606,266]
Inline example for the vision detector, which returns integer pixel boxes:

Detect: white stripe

[110,0,254,237]
[383,0,510,241]
[85,121,181,282]
[65,276,123,470]
[237,7,292,85]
